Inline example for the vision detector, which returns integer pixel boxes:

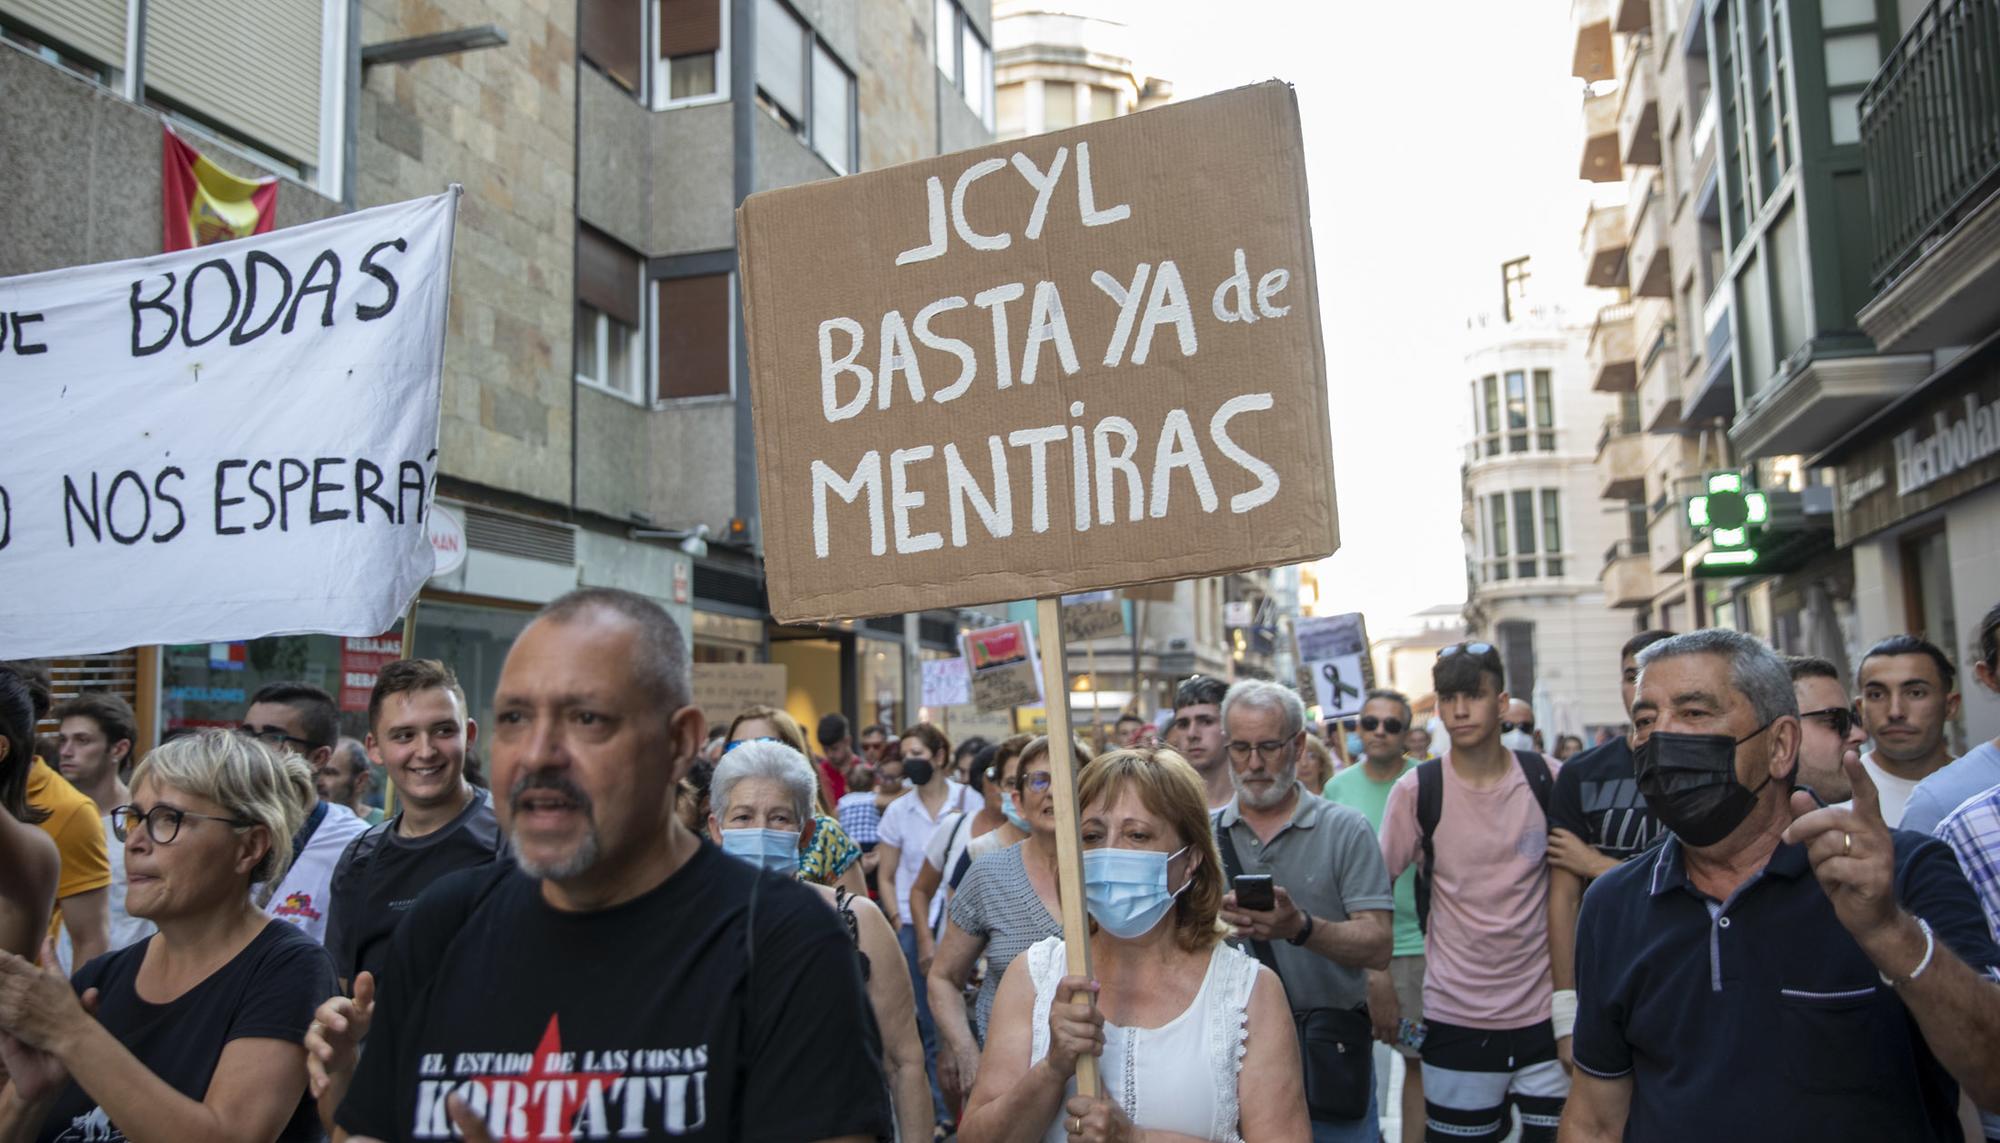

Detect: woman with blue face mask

[707,739,935,1143]
[959,748,1309,1143]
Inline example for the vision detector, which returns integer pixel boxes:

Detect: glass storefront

[411,599,537,740]
[161,635,353,736]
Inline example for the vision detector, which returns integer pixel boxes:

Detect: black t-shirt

[325,789,505,985]
[37,921,336,1143]
[1547,735,1665,862]
[337,841,893,1143]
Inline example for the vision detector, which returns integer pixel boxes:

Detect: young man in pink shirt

[1380,641,1567,1142]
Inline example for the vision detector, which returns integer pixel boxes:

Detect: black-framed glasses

[1225,739,1296,763]
[237,724,312,751]
[1359,715,1406,735]
[110,803,256,845]
[1800,707,1856,738]
[1437,642,1497,659]
[1502,719,1535,733]
[1016,770,1054,793]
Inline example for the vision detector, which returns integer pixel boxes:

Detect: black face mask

[902,757,935,786]
[1633,720,1777,848]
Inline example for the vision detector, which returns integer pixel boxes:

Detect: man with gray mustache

[319,587,891,1143]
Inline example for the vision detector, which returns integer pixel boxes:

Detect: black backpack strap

[1212,810,1282,979]
[1414,759,1444,936]
[1514,750,1554,817]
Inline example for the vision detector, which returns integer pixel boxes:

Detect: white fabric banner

[0,190,458,658]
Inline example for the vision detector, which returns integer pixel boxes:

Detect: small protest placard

[920,656,971,707]
[0,191,459,658]
[740,83,1337,624]
[691,663,788,731]
[963,621,1044,713]
[1061,591,1127,641]
[1296,612,1372,719]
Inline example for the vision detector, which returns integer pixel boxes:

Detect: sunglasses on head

[1358,715,1406,735]
[1801,706,1856,738]
[1438,642,1496,660]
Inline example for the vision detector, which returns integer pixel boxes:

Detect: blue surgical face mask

[1001,791,1031,832]
[1082,845,1190,939]
[1345,732,1364,756]
[721,827,801,874]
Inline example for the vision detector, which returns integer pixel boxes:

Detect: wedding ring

[1070,1116,1083,1134]
[1844,832,1852,855]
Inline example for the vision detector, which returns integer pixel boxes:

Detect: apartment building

[0,0,993,742]
[1460,274,1636,741]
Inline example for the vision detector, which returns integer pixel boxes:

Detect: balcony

[1588,301,1638,392]
[1573,0,1616,82]
[1582,202,1630,288]
[1618,37,1661,167]
[1627,188,1672,296]
[1580,88,1623,183]
[1602,538,1655,608]
[1597,415,1647,500]
[1614,0,1652,34]
[1648,474,1703,574]
[1638,318,1682,431]
[1856,0,2000,351]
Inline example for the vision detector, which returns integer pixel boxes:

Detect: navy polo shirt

[1572,829,2000,1142]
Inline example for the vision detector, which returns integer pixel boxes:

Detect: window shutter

[577,226,641,327]
[657,274,732,400]
[0,0,124,69]
[37,652,143,737]
[146,0,323,166]
[580,0,643,93]
[659,0,720,59]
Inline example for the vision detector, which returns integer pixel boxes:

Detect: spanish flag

[161,124,279,251]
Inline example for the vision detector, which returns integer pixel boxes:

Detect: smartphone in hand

[1396,1018,1427,1051]
[1233,874,1275,912]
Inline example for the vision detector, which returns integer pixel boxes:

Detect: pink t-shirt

[1379,750,1560,1030]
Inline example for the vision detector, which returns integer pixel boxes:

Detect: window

[656,0,726,105]
[810,43,854,173]
[582,0,644,93]
[1533,369,1555,450]
[656,272,733,401]
[1482,375,1500,456]
[1513,489,1537,578]
[936,0,992,128]
[1043,80,1076,131]
[757,0,806,122]
[1497,620,1537,701]
[576,226,644,402]
[1501,257,1531,323]
[995,82,1025,137]
[1088,85,1118,123]
[1541,490,1563,577]
[1490,493,1510,581]
[1821,22,1880,146]
[1505,370,1529,452]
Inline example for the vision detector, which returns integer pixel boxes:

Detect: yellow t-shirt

[27,758,111,942]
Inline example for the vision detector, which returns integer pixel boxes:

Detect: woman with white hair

[708,739,932,1141]
[0,729,338,1143]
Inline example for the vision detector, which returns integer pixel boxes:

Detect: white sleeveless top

[1025,935,1259,1143]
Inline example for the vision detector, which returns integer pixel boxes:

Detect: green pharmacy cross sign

[1686,471,1770,575]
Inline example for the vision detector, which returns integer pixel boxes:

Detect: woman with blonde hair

[727,705,866,895]
[960,747,1308,1142]
[0,728,338,1143]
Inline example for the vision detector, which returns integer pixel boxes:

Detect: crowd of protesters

[0,590,1998,1141]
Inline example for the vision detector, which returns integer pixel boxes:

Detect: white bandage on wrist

[1551,989,1579,1039]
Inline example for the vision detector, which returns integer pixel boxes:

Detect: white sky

[1125,1,1602,630]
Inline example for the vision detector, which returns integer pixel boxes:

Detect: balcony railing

[1605,536,1652,563]
[1861,0,2000,290]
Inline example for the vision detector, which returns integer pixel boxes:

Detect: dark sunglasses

[1800,707,1856,738]
[1359,715,1406,735]
[1437,642,1497,659]
[237,724,313,751]
[1502,719,1535,733]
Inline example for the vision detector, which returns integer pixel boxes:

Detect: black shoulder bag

[1212,811,1374,1122]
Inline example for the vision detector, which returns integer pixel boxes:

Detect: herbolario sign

[738,82,1339,624]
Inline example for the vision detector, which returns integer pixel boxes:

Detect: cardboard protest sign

[0,191,458,658]
[963,620,1044,713]
[1061,591,1127,641]
[920,656,971,707]
[740,82,1337,624]
[691,663,789,730]
[1297,611,1372,719]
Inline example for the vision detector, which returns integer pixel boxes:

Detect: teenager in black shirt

[0,730,337,1143]
[324,660,504,989]
[327,588,890,1143]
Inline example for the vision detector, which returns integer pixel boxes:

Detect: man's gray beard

[509,828,602,880]
[1231,761,1298,810]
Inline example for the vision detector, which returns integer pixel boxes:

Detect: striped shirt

[948,841,1061,1042]
[1938,785,2000,942]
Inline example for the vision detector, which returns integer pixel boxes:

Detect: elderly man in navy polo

[1558,629,2000,1142]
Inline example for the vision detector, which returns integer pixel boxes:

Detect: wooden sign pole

[1034,595,1101,1099]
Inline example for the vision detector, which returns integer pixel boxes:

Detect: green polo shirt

[1324,758,1423,957]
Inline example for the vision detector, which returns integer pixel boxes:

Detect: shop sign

[1831,338,2000,545]
[428,504,467,577]
[740,82,1338,624]
[340,631,405,713]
